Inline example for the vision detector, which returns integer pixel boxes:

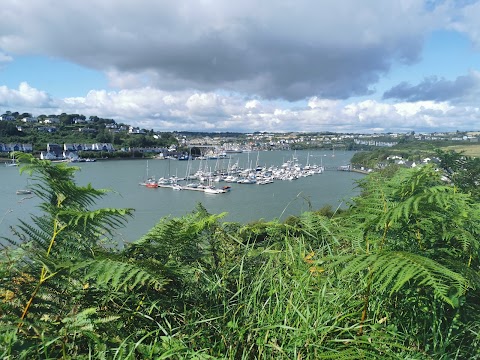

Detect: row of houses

[0,116,65,124]
[62,143,115,152]
[353,139,399,147]
[0,115,90,124]
[40,143,116,160]
[0,143,33,153]
[0,115,16,121]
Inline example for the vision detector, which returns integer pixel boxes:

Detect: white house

[92,143,115,152]
[21,144,33,152]
[44,117,60,124]
[129,126,146,134]
[63,151,80,161]
[22,117,38,123]
[40,151,59,160]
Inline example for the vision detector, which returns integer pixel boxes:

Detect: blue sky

[1,0,480,133]
[376,30,480,94]
[2,56,108,98]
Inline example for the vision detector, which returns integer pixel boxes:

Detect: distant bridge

[186,145,219,148]
[186,145,219,156]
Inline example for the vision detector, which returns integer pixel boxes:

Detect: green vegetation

[1,152,479,359]
[441,144,480,158]
[0,114,178,155]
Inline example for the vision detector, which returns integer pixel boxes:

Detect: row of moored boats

[140,157,325,194]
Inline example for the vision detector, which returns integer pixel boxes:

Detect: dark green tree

[95,130,112,143]
[19,113,32,119]
[0,121,21,136]
[435,149,480,200]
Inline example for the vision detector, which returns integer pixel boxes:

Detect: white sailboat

[5,153,18,167]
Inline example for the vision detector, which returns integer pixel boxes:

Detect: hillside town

[1,111,479,162]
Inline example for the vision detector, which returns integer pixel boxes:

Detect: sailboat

[5,153,18,167]
[139,160,158,188]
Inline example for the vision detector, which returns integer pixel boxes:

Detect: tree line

[0,114,178,154]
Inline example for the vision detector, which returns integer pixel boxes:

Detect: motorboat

[204,187,225,194]
[16,189,32,195]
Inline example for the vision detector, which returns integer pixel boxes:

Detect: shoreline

[350,168,370,174]
[1,156,158,162]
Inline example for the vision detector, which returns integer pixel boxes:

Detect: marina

[139,155,326,193]
[139,150,330,193]
[0,150,364,245]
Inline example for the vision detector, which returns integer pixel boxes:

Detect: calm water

[1,150,364,245]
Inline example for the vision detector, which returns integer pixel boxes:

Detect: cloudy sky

[1,0,480,133]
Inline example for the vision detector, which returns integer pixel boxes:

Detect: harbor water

[0,150,365,246]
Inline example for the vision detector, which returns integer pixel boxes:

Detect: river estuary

[1,150,365,246]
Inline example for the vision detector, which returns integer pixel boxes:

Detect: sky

[1,0,480,134]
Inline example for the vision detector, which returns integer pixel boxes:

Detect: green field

[441,144,480,157]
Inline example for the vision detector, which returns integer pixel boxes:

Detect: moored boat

[237,178,256,184]
[144,178,158,188]
[5,153,18,167]
[5,160,18,167]
[16,189,32,195]
[204,186,226,194]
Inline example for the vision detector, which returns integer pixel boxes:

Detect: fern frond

[62,307,120,327]
[59,207,134,236]
[75,258,168,292]
[296,212,340,256]
[334,251,469,307]
[14,217,54,251]
[377,185,455,229]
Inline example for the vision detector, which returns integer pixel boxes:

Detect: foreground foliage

[1,153,479,359]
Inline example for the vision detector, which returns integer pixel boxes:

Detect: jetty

[152,183,231,194]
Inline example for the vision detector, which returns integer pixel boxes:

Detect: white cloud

[54,85,480,132]
[0,82,52,107]
[393,100,453,117]
[1,82,478,133]
[245,100,260,110]
[307,97,339,110]
[186,93,222,113]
